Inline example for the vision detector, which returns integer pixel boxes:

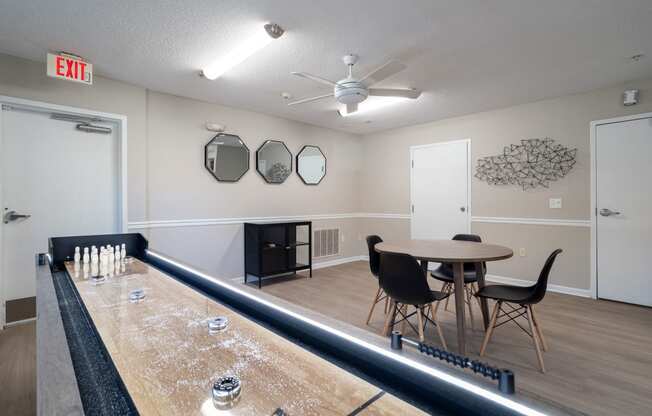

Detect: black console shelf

[244,221,312,288]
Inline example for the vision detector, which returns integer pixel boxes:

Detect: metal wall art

[475,138,577,190]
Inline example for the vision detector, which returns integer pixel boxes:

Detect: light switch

[549,198,562,209]
[519,248,527,257]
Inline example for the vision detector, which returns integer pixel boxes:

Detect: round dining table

[375,239,513,355]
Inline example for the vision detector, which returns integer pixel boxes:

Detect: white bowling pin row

[74,243,127,265]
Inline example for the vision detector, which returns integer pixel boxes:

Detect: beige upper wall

[359,78,652,219]
[146,91,361,221]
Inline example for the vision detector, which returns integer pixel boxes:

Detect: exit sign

[46,52,93,85]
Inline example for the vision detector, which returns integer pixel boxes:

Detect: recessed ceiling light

[201,23,284,80]
[338,96,410,117]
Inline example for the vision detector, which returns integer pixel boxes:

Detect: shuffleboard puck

[212,375,241,409]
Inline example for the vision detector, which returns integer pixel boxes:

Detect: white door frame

[589,111,652,300]
[0,95,128,328]
[409,139,472,239]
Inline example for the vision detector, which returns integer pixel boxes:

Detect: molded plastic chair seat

[379,251,449,347]
[365,235,388,327]
[430,265,478,283]
[425,290,450,303]
[430,234,485,284]
[477,249,562,373]
[475,284,537,304]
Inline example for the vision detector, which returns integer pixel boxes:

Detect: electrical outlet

[549,198,562,209]
[519,247,527,257]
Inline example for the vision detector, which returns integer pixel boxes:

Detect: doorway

[410,139,471,242]
[591,112,652,307]
[0,96,127,327]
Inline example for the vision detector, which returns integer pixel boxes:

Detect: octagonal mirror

[204,133,250,182]
[256,140,292,184]
[297,145,326,185]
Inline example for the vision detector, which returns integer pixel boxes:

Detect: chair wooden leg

[384,295,389,314]
[416,306,425,342]
[526,306,546,373]
[366,286,383,325]
[473,282,483,310]
[382,301,397,336]
[443,283,452,311]
[465,285,475,330]
[529,305,548,351]
[480,301,501,356]
[430,302,448,350]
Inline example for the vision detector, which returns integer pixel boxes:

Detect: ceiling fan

[288,54,421,115]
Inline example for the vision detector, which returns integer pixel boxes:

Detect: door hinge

[1,104,12,111]
[411,160,414,168]
[411,204,414,213]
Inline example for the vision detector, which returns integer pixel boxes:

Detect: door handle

[599,208,621,217]
[3,210,31,224]
[460,207,466,212]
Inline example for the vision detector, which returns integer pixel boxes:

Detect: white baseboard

[313,255,368,269]
[485,274,592,298]
[3,317,37,328]
[230,255,368,284]
[230,256,592,299]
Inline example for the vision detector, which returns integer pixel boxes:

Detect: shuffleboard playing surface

[65,260,427,415]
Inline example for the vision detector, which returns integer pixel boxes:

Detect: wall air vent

[313,228,340,258]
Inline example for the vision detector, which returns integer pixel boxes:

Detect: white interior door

[410,140,470,241]
[1,106,120,322]
[596,115,652,307]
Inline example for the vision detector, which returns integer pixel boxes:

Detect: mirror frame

[255,140,293,184]
[296,145,327,185]
[204,133,250,182]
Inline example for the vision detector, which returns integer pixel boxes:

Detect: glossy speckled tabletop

[65,259,427,415]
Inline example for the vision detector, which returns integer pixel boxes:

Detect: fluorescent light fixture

[147,249,547,416]
[338,96,409,117]
[201,23,284,80]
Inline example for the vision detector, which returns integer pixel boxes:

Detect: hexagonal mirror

[256,140,292,184]
[204,133,250,182]
[297,145,326,185]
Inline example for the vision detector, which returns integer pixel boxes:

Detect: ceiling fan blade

[359,61,406,85]
[287,93,334,106]
[291,72,337,87]
[368,88,421,99]
[346,102,358,114]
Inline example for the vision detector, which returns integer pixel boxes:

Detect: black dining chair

[430,234,486,329]
[365,235,388,326]
[379,251,449,347]
[476,249,562,373]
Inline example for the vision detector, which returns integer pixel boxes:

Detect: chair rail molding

[127,213,411,229]
[471,216,591,228]
[129,214,589,229]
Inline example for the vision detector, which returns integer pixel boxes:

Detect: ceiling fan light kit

[289,54,421,116]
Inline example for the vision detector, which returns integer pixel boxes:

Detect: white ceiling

[0,0,651,134]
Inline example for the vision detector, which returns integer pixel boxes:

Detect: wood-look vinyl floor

[0,321,36,416]
[259,261,652,416]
